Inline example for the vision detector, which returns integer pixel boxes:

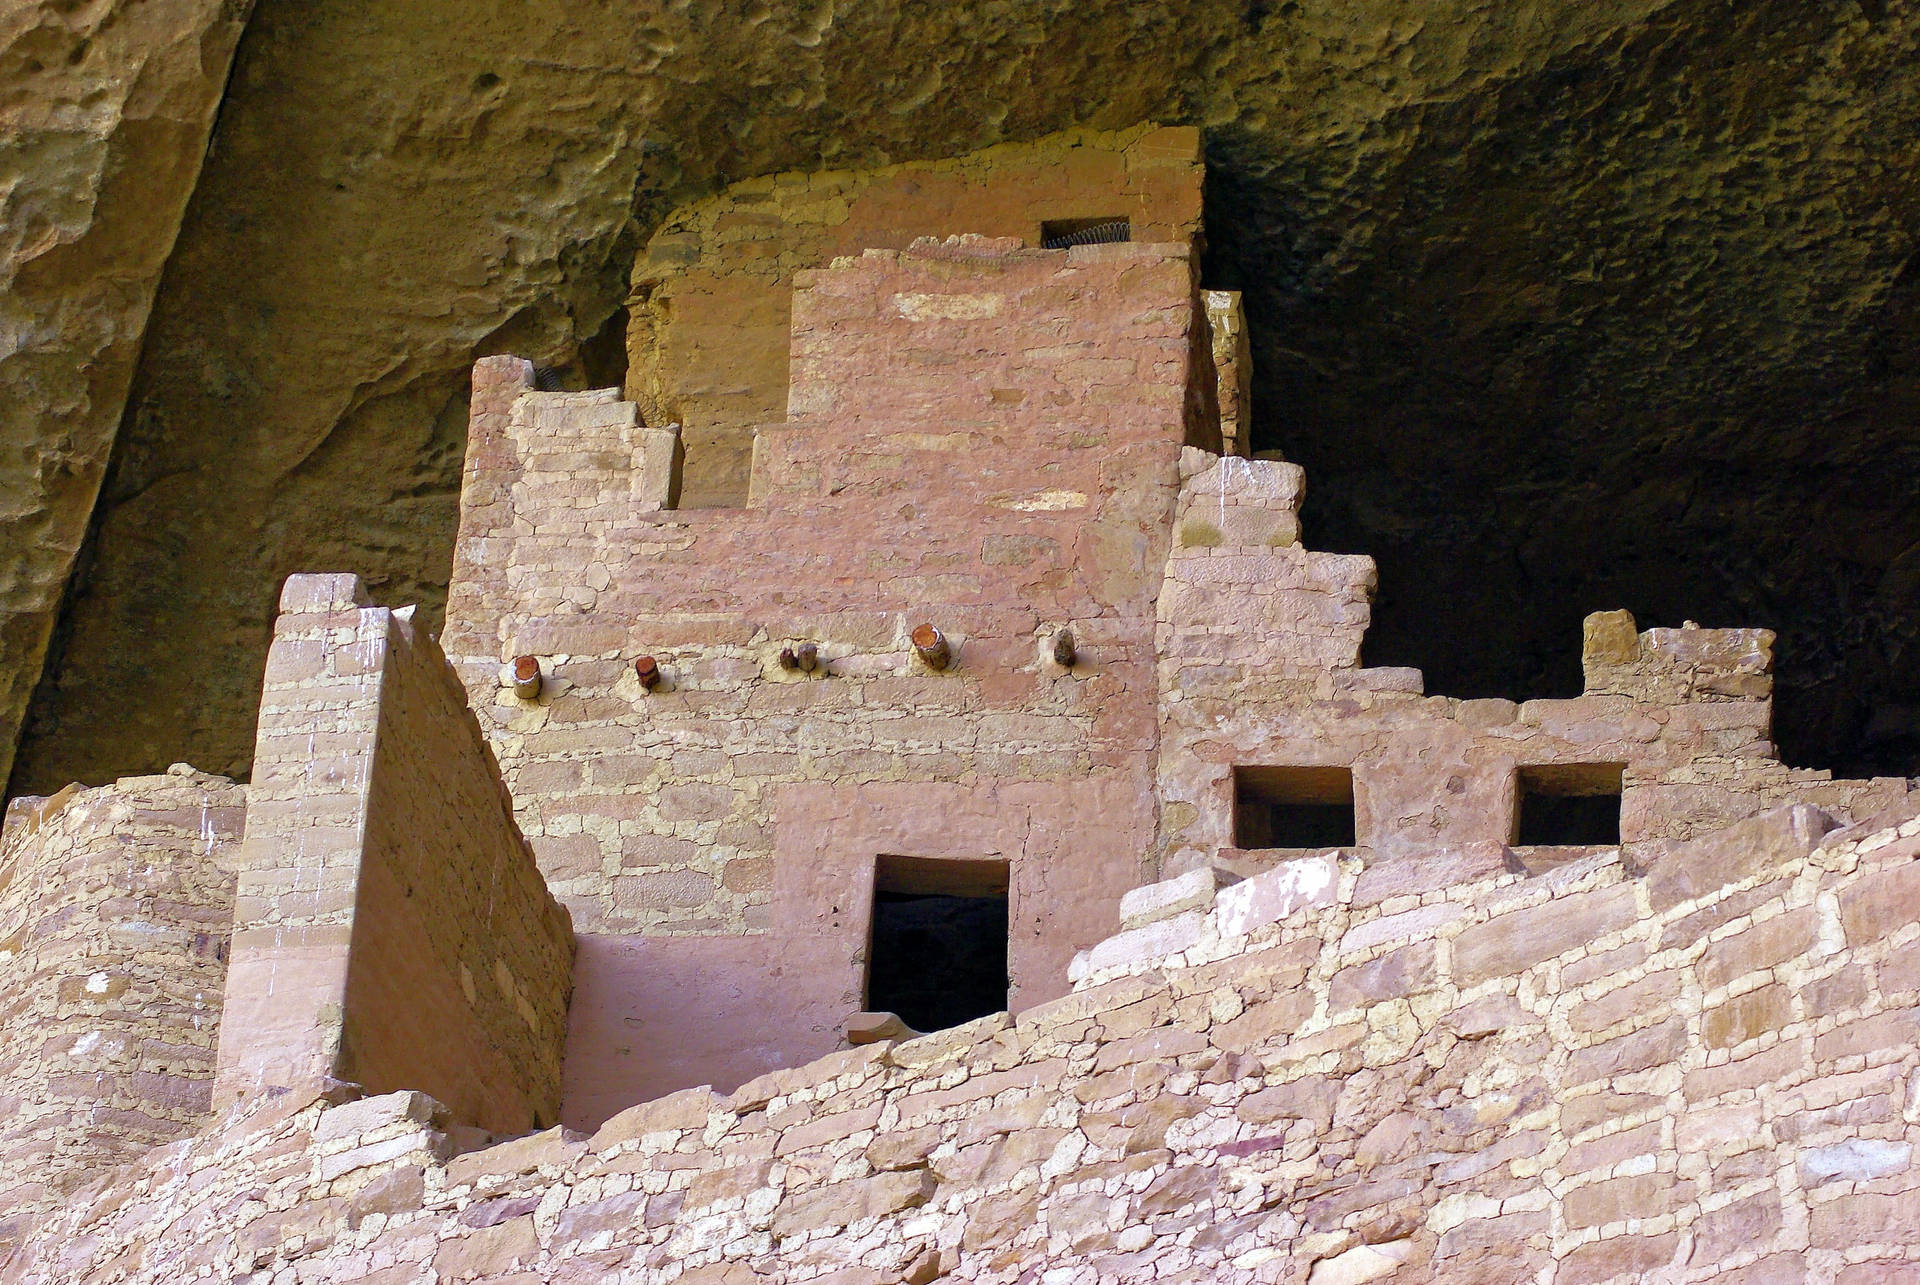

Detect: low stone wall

[12,801,1920,1282]
[215,574,574,1135]
[0,767,242,1261]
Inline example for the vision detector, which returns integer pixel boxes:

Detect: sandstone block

[1118,867,1230,931]
[1642,804,1837,911]
[1308,1239,1414,1285]
[434,1215,537,1280]
[1838,858,1920,948]
[1451,883,1637,986]
[1799,1140,1912,1185]
[1698,908,1815,990]
[1328,942,1436,1013]
[1703,983,1792,1050]
[1079,912,1205,976]
[769,1168,937,1238]
[313,1090,448,1144]
[590,1085,722,1151]
[1565,1171,1685,1228]
[1215,855,1339,938]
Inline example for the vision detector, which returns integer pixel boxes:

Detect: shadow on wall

[1200,122,1920,779]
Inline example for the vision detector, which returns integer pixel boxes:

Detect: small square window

[1233,766,1356,849]
[1040,216,1131,249]
[1514,763,1623,846]
[866,856,1009,1034]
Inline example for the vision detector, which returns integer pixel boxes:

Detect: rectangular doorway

[866,855,1009,1034]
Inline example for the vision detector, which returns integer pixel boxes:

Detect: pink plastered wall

[445,239,1216,1122]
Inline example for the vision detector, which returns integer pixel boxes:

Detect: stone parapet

[214,574,573,1135]
[0,766,242,1259]
[13,803,1920,1281]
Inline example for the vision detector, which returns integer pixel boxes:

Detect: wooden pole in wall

[911,623,951,671]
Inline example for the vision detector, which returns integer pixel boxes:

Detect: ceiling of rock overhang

[12,0,1920,793]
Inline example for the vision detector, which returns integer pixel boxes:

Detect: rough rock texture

[17,1,1920,792]
[0,0,253,794]
[0,766,242,1261]
[11,800,1920,1282]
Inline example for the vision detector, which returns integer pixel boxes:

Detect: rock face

[0,0,253,794]
[11,0,1920,793]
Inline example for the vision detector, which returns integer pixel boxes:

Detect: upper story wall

[216,574,573,1135]
[1156,450,1912,873]
[447,236,1216,1110]
[0,767,241,1260]
[625,124,1204,507]
[447,237,1211,946]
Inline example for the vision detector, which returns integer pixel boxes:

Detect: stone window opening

[1233,765,1357,849]
[1512,762,1624,846]
[1040,216,1131,249]
[865,855,1010,1034]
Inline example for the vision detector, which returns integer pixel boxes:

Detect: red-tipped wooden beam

[512,655,543,701]
[634,655,661,690]
[911,623,951,671]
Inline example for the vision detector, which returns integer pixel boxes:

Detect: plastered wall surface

[215,574,573,1135]
[0,767,242,1260]
[447,235,1214,1118]
[10,801,1920,1283]
[624,124,1204,507]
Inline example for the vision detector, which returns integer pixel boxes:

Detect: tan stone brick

[769,1169,936,1237]
[1838,860,1920,947]
[1703,983,1793,1049]
[1565,1171,1687,1228]
[1815,1010,1920,1064]
[1570,969,1682,1035]
[1452,883,1639,987]
[1689,1189,1783,1263]
[1556,1231,1680,1284]
[1698,907,1814,989]
[1567,1018,1687,1087]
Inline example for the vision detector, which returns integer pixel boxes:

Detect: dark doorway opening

[1234,765,1357,848]
[866,855,1010,1034]
[1514,763,1623,845]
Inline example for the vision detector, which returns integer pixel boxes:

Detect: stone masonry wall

[215,574,573,1135]
[1154,449,1911,874]
[625,124,1204,507]
[11,800,1920,1282]
[446,237,1212,1116]
[0,766,242,1261]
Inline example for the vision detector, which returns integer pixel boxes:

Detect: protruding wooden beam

[1052,629,1076,667]
[511,655,543,701]
[633,656,661,691]
[911,623,951,671]
[779,642,819,673]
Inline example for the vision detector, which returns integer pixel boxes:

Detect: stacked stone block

[215,573,573,1135]
[0,766,241,1259]
[12,800,1920,1282]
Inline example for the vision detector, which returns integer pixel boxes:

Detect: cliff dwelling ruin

[5,7,1920,1281]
